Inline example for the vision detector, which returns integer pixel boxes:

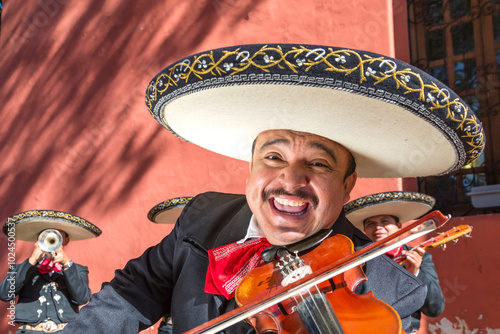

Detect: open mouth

[271,197,310,216]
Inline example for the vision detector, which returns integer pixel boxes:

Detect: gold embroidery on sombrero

[344,191,435,213]
[145,45,484,165]
[6,210,102,235]
[147,197,192,222]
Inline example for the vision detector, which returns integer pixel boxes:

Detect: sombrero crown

[3,210,102,241]
[146,43,485,178]
[344,191,436,231]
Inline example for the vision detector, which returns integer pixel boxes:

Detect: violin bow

[185,210,450,334]
[394,224,472,264]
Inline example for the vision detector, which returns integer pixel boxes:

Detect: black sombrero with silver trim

[344,191,436,231]
[147,197,193,224]
[145,43,484,178]
[2,210,102,241]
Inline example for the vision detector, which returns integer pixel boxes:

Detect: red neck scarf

[205,238,271,300]
[385,245,403,259]
[38,258,63,274]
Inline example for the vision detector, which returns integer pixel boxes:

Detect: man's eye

[311,162,330,168]
[265,154,281,160]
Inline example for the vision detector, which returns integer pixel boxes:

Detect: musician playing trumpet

[345,191,446,334]
[0,211,101,334]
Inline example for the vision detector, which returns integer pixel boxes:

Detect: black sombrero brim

[146,44,485,178]
[147,197,193,224]
[344,191,436,231]
[2,210,102,242]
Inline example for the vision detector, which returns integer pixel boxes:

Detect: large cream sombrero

[146,43,485,178]
[2,210,102,241]
[147,197,193,224]
[344,191,436,231]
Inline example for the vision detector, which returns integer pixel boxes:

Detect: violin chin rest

[261,229,334,263]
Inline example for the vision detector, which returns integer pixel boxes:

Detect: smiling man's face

[245,130,357,245]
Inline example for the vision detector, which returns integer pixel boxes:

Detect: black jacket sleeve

[415,252,445,317]
[62,262,92,305]
[0,259,38,301]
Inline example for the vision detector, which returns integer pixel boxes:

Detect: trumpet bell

[38,229,63,253]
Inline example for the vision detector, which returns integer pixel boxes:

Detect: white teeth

[274,197,306,206]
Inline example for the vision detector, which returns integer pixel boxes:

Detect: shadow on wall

[0,0,262,218]
[0,1,262,333]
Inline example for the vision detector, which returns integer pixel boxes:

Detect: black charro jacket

[402,244,445,331]
[0,258,91,324]
[63,192,426,334]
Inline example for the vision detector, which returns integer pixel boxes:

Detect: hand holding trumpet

[28,242,45,266]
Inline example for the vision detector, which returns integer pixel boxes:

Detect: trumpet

[38,229,63,257]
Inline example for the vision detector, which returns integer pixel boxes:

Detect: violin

[394,225,472,264]
[184,211,450,334]
[237,234,402,333]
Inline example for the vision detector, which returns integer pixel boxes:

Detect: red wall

[1,1,497,333]
[416,214,500,334]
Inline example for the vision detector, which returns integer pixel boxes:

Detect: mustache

[262,188,319,209]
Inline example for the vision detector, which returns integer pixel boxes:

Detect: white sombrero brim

[3,210,102,242]
[147,197,192,224]
[344,191,436,231]
[146,44,485,178]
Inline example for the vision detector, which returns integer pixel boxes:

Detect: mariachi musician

[0,210,102,333]
[61,43,484,334]
[344,191,446,333]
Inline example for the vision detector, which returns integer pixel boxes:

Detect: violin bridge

[276,251,313,287]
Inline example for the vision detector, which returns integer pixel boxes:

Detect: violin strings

[293,284,337,332]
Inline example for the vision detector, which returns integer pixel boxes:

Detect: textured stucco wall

[3,1,495,334]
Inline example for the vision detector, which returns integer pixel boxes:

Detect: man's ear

[246,161,253,185]
[62,235,70,246]
[343,172,357,203]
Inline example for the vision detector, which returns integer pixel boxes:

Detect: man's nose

[278,164,308,189]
